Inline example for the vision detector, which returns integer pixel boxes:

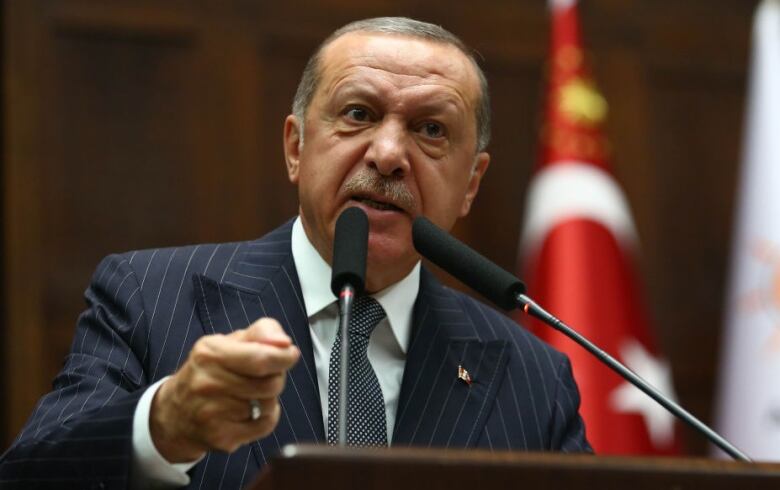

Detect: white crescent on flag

[520,161,638,254]
[550,0,577,10]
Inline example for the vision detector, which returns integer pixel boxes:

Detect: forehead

[316,31,481,107]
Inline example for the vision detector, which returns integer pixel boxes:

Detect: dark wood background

[2,0,758,456]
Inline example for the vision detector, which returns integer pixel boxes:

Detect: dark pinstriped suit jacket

[0,220,590,489]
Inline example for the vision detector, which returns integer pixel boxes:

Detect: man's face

[284,32,490,292]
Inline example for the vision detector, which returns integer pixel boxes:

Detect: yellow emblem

[558,77,608,126]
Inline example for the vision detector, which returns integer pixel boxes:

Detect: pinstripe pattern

[0,220,590,489]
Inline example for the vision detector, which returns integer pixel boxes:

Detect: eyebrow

[328,81,467,117]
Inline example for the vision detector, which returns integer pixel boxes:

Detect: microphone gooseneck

[411,216,752,462]
[330,207,369,446]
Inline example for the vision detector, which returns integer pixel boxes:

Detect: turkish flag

[518,0,681,455]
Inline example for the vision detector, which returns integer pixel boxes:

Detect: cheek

[417,166,469,214]
[297,152,352,216]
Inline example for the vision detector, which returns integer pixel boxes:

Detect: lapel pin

[458,365,472,385]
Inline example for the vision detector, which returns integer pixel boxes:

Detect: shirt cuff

[132,376,203,488]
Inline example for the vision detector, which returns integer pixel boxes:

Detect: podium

[250,444,780,490]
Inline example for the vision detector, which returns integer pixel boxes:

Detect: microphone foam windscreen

[412,216,525,310]
[330,207,369,296]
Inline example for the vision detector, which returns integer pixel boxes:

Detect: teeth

[356,197,397,211]
[367,200,393,210]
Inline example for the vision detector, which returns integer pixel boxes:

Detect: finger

[191,395,249,424]
[186,394,279,427]
[199,401,282,453]
[191,365,288,401]
[246,373,287,400]
[239,400,281,438]
[241,397,279,423]
[198,334,300,378]
[206,395,279,424]
[232,318,292,347]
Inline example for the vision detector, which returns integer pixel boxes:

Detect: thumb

[236,317,292,347]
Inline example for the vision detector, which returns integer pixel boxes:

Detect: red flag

[518,0,681,455]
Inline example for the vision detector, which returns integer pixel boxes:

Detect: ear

[283,115,302,184]
[458,152,490,217]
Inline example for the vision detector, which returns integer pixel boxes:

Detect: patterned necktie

[327,296,388,446]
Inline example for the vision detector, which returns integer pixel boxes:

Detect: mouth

[350,195,404,213]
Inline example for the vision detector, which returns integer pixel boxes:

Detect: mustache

[343,169,416,211]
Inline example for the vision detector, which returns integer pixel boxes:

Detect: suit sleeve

[548,356,594,453]
[0,253,152,489]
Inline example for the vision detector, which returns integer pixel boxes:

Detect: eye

[344,106,371,122]
[420,122,445,139]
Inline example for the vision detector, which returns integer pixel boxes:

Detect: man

[0,17,590,489]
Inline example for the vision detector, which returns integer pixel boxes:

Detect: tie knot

[349,296,386,337]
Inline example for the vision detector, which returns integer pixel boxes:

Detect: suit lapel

[393,268,509,448]
[193,221,325,471]
[191,224,509,459]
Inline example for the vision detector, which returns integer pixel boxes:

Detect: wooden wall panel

[5,0,49,446]
[0,0,6,450]
[2,0,759,456]
[41,30,202,369]
[647,69,746,454]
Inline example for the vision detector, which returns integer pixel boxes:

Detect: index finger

[201,334,300,378]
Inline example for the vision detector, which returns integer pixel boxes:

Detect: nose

[365,119,410,177]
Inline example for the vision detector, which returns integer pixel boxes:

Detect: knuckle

[260,375,286,396]
[247,351,266,372]
[193,407,214,425]
[190,376,221,397]
[252,351,278,376]
[267,401,281,424]
[190,338,218,366]
[247,318,289,342]
[254,317,282,331]
[247,319,268,336]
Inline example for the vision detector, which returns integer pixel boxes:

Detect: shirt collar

[291,216,419,353]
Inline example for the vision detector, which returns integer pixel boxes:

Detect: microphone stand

[336,285,356,446]
[330,206,369,447]
[517,293,752,462]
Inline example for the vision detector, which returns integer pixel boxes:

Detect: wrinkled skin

[284,32,490,292]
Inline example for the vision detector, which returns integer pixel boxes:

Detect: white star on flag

[610,339,677,448]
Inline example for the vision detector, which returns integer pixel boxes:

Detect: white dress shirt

[131,217,419,487]
[292,217,419,441]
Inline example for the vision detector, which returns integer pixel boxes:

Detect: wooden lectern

[249,444,780,490]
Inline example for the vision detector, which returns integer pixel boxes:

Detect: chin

[366,239,417,289]
[367,234,411,262]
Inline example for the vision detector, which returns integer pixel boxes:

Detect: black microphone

[331,207,369,296]
[330,206,369,446]
[412,217,526,310]
[411,216,751,462]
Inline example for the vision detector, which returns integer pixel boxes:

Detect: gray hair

[292,17,491,152]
